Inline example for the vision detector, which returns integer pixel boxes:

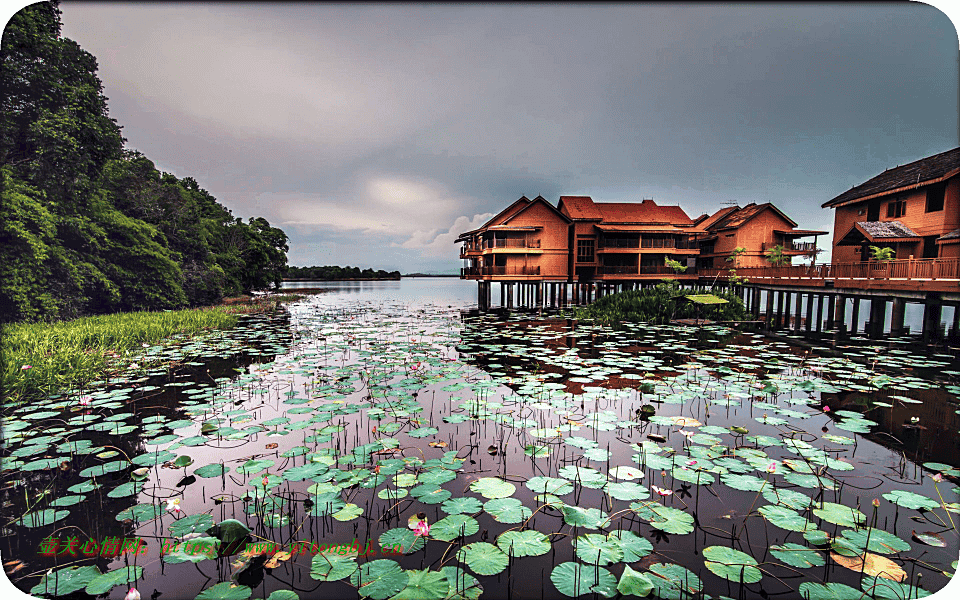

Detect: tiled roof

[596,201,694,225]
[485,196,531,227]
[822,147,960,208]
[709,203,797,230]
[696,206,738,230]
[856,220,920,239]
[559,196,693,225]
[937,229,960,242]
[558,196,602,219]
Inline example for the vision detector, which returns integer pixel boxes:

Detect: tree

[764,244,790,266]
[664,256,687,273]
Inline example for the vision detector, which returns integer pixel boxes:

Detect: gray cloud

[55,2,958,271]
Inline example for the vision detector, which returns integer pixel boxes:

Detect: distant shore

[283,277,401,282]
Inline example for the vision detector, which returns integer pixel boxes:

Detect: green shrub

[574,281,747,327]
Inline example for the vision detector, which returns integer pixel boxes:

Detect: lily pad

[550,562,616,598]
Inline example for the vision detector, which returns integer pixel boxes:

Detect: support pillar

[805,292,814,333]
[891,297,906,335]
[816,294,825,333]
[776,291,786,330]
[765,289,775,328]
[922,294,944,344]
[833,295,847,339]
[868,298,886,338]
[794,292,803,331]
[951,304,960,342]
[850,297,860,335]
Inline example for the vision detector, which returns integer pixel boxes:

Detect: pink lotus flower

[822,405,831,412]
[766,461,778,473]
[932,473,943,483]
[125,588,141,600]
[872,498,881,507]
[652,485,673,496]
[413,520,430,537]
[78,396,91,406]
[20,365,32,371]
[166,499,182,514]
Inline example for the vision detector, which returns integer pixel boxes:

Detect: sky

[21,3,960,272]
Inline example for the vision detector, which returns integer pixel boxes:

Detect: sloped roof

[485,196,531,228]
[836,220,922,246]
[857,220,921,239]
[937,229,960,243]
[501,195,571,226]
[696,206,739,230]
[559,196,693,225]
[558,196,602,219]
[822,147,960,208]
[596,201,694,225]
[709,203,798,231]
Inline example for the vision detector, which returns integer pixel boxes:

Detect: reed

[2,306,247,403]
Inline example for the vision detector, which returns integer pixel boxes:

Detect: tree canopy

[0,2,289,324]
[285,265,401,281]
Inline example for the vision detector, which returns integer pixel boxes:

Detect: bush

[574,281,747,327]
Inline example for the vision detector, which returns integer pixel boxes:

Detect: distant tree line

[0,2,289,324]
[285,266,401,280]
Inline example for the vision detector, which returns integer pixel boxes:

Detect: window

[641,235,675,248]
[577,239,595,263]
[887,197,906,218]
[926,183,945,212]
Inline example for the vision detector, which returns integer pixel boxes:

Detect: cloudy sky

[45,3,960,272]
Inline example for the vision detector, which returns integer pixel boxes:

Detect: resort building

[457,195,570,282]
[822,147,960,262]
[458,195,703,285]
[556,196,701,282]
[694,203,826,269]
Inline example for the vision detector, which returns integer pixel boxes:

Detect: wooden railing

[462,266,542,276]
[700,258,960,282]
[483,238,541,249]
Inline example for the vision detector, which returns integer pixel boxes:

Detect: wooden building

[694,203,826,269]
[822,147,960,262]
[556,196,701,282]
[457,195,571,281]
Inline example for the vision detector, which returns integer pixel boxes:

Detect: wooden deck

[700,258,960,293]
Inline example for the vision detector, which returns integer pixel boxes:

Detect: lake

[3,277,959,600]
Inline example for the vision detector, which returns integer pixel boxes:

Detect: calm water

[3,278,959,600]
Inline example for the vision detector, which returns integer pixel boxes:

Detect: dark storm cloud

[55,3,958,271]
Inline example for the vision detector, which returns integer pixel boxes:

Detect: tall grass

[2,307,246,404]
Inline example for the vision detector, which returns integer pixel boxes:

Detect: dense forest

[285,265,401,280]
[0,2,289,324]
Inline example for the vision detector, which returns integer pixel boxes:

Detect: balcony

[597,265,698,276]
[598,238,639,249]
[459,244,482,258]
[762,241,818,254]
[483,238,541,249]
[461,266,542,277]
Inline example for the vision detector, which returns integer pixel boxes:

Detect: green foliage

[869,245,895,261]
[764,244,790,266]
[0,4,289,325]
[574,282,748,327]
[287,265,401,280]
[2,306,239,403]
[664,256,687,273]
